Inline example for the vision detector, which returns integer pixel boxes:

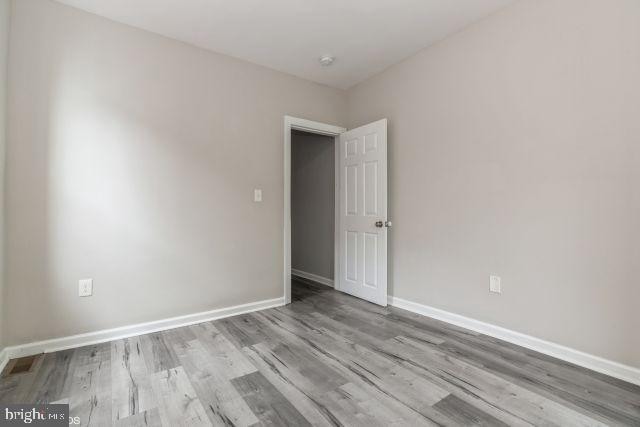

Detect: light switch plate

[79,279,93,297]
[489,275,501,294]
[254,189,263,202]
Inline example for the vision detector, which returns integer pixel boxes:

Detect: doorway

[283,116,389,306]
[291,130,336,288]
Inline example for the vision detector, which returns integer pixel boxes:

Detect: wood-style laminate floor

[1,279,639,426]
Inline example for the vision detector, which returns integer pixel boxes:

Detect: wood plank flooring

[2,278,639,426]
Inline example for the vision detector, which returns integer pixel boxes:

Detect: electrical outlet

[79,279,93,297]
[489,275,501,294]
[254,189,263,202]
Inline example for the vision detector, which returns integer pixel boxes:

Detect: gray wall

[347,0,640,368]
[291,131,335,282]
[5,0,346,346]
[0,0,9,351]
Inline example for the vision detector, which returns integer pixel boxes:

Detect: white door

[338,119,388,306]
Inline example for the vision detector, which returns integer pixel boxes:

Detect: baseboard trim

[388,295,640,387]
[3,296,285,361]
[0,348,9,374]
[291,269,334,288]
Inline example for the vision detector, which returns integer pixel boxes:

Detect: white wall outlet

[489,275,501,294]
[254,189,263,202]
[79,279,93,297]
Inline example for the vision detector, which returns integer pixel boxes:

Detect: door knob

[385,221,392,228]
[375,221,384,228]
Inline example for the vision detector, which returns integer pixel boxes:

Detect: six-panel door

[338,119,388,306]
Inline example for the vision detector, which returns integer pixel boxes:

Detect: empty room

[0,0,639,425]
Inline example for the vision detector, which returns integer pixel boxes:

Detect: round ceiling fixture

[318,55,335,67]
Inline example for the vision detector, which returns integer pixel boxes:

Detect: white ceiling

[55,0,516,89]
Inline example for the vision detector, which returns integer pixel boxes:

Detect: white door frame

[284,116,346,304]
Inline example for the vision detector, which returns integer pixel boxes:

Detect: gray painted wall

[4,0,346,346]
[291,131,335,282]
[0,0,9,351]
[347,0,640,368]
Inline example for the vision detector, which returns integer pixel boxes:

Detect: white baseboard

[2,296,285,361]
[0,348,9,374]
[291,269,334,288]
[388,296,640,387]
